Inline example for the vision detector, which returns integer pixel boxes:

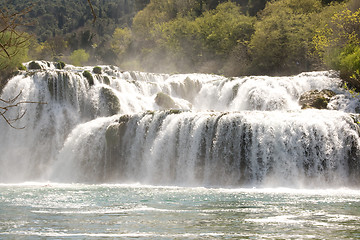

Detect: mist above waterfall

[0,61,359,187]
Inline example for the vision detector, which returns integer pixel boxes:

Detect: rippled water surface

[1,184,360,239]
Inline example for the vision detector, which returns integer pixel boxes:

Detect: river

[0,61,359,239]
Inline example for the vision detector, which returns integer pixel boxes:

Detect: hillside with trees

[1,0,359,90]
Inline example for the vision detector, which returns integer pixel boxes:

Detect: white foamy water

[0,61,359,188]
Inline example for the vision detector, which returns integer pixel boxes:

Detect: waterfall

[0,61,359,187]
[103,110,359,187]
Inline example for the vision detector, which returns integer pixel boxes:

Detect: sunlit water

[1,184,360,239]
[1,63,360,239]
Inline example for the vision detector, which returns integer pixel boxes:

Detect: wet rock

[170,77,201,102]
[56,61,65,69]
[106,115,130,147]
[299,89,336,109]
[129,71,137,80]
[103,76,110,85]
[105,124,121,147]
[28,61,42,70]
[155,92,178,109]
[100,87,120,116]
[93,66,102,74]
[83,70,94,86]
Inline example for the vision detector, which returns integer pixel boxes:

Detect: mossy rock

[312,97,328,109]
[93,66,102,74]
[100,87,120,115]
[299,89,336,109]
[28,61,42,70]
[56,61,66,69]
[83,70,94,86]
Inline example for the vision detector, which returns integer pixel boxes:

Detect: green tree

[111,27,132,58]
[132,1,255,74]
[249,0,322,75]
[313,1,360,89]
[69,49,89,66]
[195,2,254,57]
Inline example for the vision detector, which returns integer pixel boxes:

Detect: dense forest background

[1,0,359,89]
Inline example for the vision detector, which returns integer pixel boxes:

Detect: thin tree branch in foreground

[0,91,47,129]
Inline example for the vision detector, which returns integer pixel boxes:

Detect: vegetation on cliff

[1,0,359,90]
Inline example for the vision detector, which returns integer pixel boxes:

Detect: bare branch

[0,5,41,129]
[0,5,33,62]
[87,0,97,23]
[0,90,22,104]
[0,91,47,129]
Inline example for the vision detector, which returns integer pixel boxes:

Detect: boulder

[93,66,102,74]
[100,87,120,116]
[299,89,336,109]
[105,115,130,148]
[103,76,110,85]
[28,61,42,70]
[56,61,65,69]
[83,70,94,86]
[155,92,178,109]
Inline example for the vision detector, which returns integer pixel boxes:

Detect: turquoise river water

[1,64,360,239]
[1,184,360,239]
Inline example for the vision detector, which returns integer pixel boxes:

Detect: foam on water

[0,61,359,188]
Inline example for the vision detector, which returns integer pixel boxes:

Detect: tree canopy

[1,0,359,89]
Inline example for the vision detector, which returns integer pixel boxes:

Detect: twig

[87,0,97,23]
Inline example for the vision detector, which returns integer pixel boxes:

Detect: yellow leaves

[312,27,333,56]
[331,8,360,38]
[69,49,89,66]
[111,28,132,56]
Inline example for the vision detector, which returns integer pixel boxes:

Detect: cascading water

[0,61,359,187]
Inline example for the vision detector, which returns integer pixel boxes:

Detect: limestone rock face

[299,89,336,109]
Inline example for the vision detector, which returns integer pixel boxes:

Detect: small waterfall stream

[0,61,359,187]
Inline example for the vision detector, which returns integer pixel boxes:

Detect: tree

[313,0,360,89]
[111,27,132,60]
[131,1,255,74]
[195,2,255,57]
[69,49,90,66]
[1,1,96,128]
[249,0,323,75]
